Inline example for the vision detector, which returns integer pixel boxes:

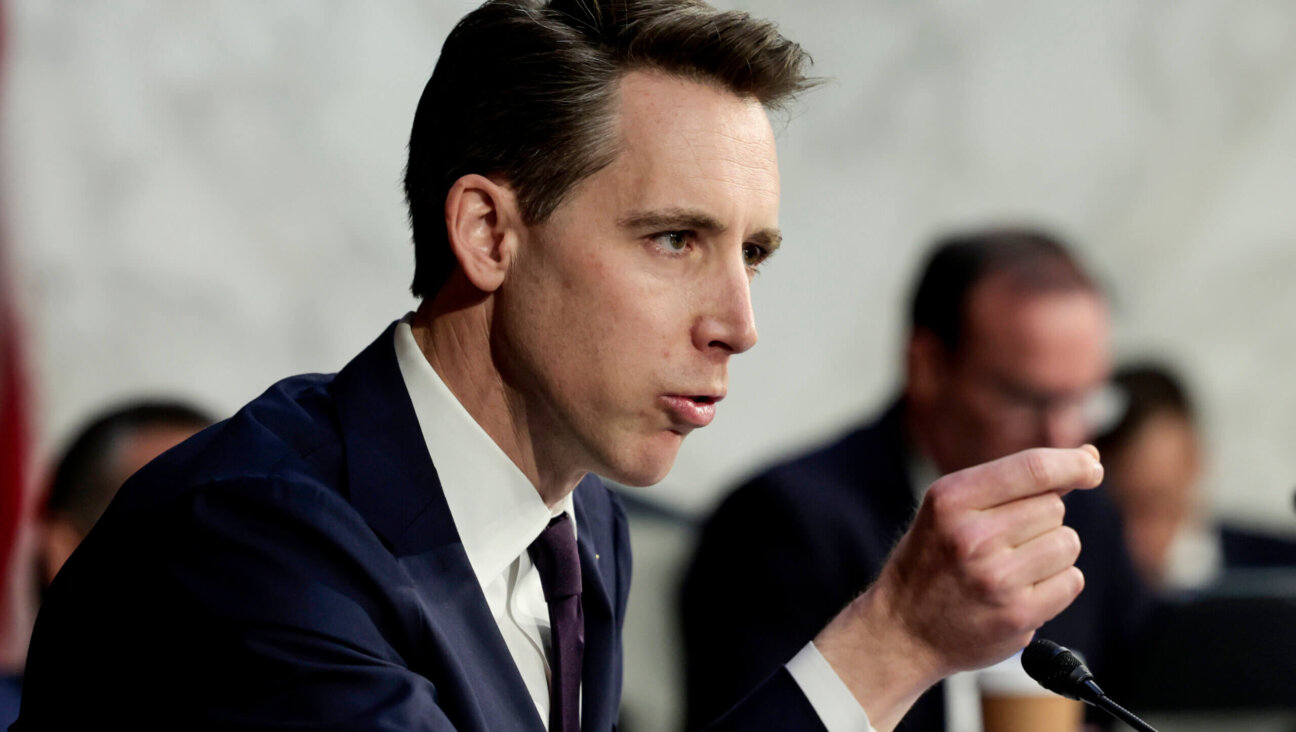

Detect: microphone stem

[1095,694,1158,732]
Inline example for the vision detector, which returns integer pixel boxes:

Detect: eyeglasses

[969,375,1119,439]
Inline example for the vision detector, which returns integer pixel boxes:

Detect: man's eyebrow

[750,228,783,254]
[618,208,726,233]
[618,207,783,252]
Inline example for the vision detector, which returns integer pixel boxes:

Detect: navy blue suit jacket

[17,323,820,731]
[682,400,1154,731]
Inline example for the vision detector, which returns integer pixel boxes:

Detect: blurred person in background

[1095,363,1296,591]
[682,228,1151,731]
[0,399,212,727]
[36,400,214,589]
[1098,364,1296,717]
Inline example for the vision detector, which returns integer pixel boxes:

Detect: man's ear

[444,174,521,293]
[906,329,949,404]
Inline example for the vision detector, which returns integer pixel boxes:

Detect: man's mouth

[660,394,723,429]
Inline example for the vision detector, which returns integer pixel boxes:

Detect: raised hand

[815,446,1104,731]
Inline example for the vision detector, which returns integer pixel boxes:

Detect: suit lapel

[330,322,544,732]
[395,546,546,732]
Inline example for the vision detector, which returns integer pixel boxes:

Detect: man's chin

[606,460,676,488]
[600,436,682,487]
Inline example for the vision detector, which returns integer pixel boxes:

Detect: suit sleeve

[17,476,459,731]
[681,472,867,731]
[700,667,828,732]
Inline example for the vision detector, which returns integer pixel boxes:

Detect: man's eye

[652,231,691,253]
[742,243,769,268]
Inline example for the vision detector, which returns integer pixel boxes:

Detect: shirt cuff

[786,641,877,732]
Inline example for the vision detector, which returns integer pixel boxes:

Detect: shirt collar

[392,314,573,590]
[907,447,942,503]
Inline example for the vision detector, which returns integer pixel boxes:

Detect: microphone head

[1021,638,1096,701]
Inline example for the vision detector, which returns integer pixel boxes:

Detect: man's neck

[902,396,954,477]
[411,297,584,507]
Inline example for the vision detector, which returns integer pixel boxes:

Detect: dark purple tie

[528,513,583,732]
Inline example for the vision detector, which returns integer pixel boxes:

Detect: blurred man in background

[36,400,214,588]
[0,398,212,726]
[1095,363,1296,591]
[1096,363,1296,715]
[683,228,1151,731]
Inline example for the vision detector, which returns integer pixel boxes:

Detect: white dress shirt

[395,318,573,725]
[393,315,873,731]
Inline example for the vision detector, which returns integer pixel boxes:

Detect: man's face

[924,277,1111,473]
[492,71,780,488]
[1107,413,1202,586]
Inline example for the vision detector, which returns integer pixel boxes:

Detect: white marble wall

[7,1,1296,531]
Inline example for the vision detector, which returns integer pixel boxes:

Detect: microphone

[1021,638,1158,732]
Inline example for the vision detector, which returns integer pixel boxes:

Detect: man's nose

[692,255,758,357]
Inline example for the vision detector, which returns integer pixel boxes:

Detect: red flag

[0,263,32,667]
[0,1,37,669]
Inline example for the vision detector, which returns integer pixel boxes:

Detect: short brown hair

[404,0,815,298]
[909,227,1100,352]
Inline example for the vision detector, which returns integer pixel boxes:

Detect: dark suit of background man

[683,230,1153,731]
[17,3,1108,730]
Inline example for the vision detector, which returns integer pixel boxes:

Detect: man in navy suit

[682,230,1153,730]
[17,4,1107,731]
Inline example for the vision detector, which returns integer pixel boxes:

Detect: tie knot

[528,513,582,601]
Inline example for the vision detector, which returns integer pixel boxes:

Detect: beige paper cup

[977,655,1083,732]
